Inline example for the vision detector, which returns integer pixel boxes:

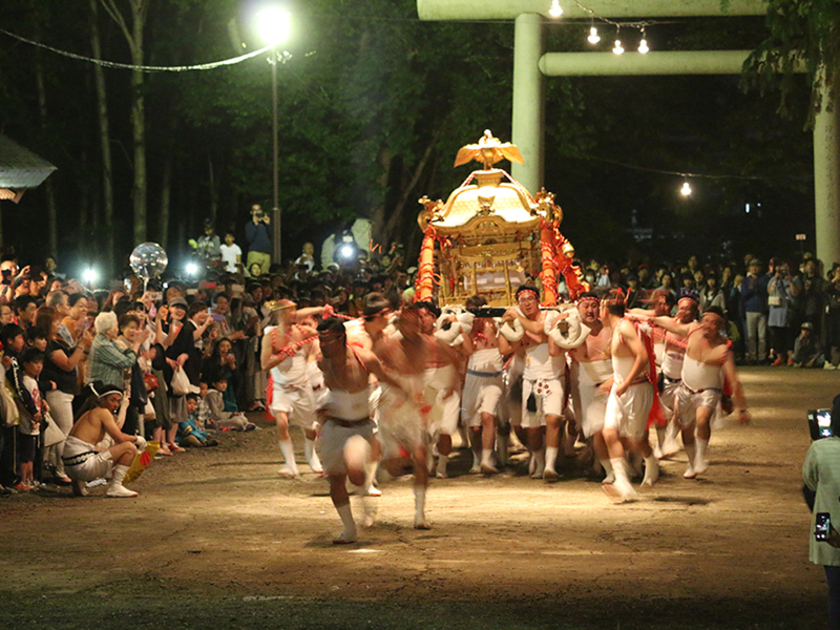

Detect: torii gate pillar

[511,13,544,194]
[814,70,840,267]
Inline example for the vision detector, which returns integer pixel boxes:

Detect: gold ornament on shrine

[413,130,588,307]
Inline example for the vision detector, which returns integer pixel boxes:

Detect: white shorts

[319,418,376,475]
[576,381,609,438]
[660,376,681,417]
[62,435,113,482]
[462,371,503,427]
[377,380,428,459]
[521,377,564,428]
[424,366,461,436]
[675,385,721,428]
[271,383,317,430]
[604,382,654,440]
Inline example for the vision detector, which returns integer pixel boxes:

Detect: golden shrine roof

[429,169,540,233]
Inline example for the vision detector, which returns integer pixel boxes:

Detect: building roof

[0,133,56,189]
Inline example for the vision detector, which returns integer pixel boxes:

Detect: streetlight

[257,7,291,266]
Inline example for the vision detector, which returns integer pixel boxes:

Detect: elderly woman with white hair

[86,311,149,389]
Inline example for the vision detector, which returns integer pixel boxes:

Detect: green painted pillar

[511,13,543,193]
[814,66,840,267]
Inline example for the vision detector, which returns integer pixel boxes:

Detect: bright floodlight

[549,0,563,18]
[83,268,98,284]
[185,262,199,276]
[339,244,356,260]
[681,181,693,196]
[257,8,291,46]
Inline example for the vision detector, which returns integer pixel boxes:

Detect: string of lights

[548,0,664,55]
[0,28,272,72]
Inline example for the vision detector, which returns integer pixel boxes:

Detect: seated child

[177,394,218,448]
[203,376,255,432]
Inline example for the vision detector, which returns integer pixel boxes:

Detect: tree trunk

[130,17,147,246]
[90,0,114,272]
[208,153,218,226]
[100,0,149,246]
[382,138,437,246]
[159,152,172,250]
[33,29,58,258]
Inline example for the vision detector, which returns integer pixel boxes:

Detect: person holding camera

[767,260,802,366]
[803,394,840,629]
[245,204,271,277]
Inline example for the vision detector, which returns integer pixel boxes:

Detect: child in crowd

[177,393,218,447]
[202,375,255,432]
[18,348,46,490]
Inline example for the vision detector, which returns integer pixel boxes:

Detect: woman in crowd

[38,306,93,484]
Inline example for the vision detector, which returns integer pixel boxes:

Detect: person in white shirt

[220,231,242,274]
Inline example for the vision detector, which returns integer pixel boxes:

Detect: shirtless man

[316,317,405,544]
[503,285,566,480]
[462,295,506,475]
[261,299,325,478]
[631,292,696,459]
[568,292,615,482]
[62,383,146,498]
[344,292,392,492]
[639,305,750,478]
[602,296,660,503]
[417,302,464,479]
[374,303,440,529]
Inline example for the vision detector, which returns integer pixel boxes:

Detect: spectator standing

[245,204,272,277]
[824,275,840,369]
[195,220,222,263]
[220,231,242,274]
[38,307,92,484]
[741,258,769,364]
[767,261,801,366]
[800,258,826,337]
[802,395,840,630]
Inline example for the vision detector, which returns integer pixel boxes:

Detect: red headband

[577,296,600,306]
[517,289,539,301]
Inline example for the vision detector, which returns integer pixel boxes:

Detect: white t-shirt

[220,244,242,273]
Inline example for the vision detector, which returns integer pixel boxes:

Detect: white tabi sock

[684,443,697,478]
[278,440,300,476]
[334,503,357,543]
[106,464,137,498]
[531,448,546,478]
[481,448,494,467]
[655,426,667,457]
[436,453,448,478]
[608,457,638,501]
[470,450,481,473]
[414,485,430,528]
[694,437,709,474]
[642,454,659,486]
[600,458,614,483]
[305,438,323,473]
[545,446,559,473]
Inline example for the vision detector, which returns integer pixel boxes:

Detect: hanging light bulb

[613,39,624,55]
[680,181,692,196]
[638,27,649,54]
[587,26,601,44]
[549,0,563,17]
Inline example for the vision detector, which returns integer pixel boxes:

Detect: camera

[808,409,834,440]
[815,512,831,541]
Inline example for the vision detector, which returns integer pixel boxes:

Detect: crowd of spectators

[0,237,838,494]
[576,253,840,369]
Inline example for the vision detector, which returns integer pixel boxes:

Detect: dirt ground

[0,366,836,629]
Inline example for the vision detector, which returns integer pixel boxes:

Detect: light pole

[257,8,291,266]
